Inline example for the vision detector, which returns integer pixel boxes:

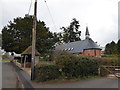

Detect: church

[55,26,102,57]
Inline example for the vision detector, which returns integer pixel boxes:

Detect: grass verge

[2,59,11,62]
[35,75,100,84]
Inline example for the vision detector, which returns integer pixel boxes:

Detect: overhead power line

[28,0,33,15]
[43,0,58,31]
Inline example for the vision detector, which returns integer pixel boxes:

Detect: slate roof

[55,38,101,53]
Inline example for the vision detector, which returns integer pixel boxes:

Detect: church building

[55,26,102,57]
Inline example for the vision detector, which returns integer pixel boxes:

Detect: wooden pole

[31,0,37,80]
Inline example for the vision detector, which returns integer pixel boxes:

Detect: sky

[0,0,119,47]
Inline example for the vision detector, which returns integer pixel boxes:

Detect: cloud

[119,1,120,39]
[0,0,118,47]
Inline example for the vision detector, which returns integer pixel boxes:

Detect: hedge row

[100,57,120,66]
[35,62,60,82]
[55,54,100,77]
[35,52,101,82]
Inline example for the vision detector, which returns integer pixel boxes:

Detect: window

[88,50,90,55]
[94,50,96,56]
[65,48,68,51]
[71,48,74,50]
[68,48,71,51]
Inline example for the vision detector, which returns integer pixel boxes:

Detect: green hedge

[100,57,120,66]
[54,52,100,78]
[35,52,101,82]
[35,62,60,82]
[34,51,120,82]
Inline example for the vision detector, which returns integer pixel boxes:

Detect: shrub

[39,54,50,61]
[78,58,100,76]
[100,57,119,66]
[35,62,60,82]
[2,52,11,59]
[39,52,53,61]
[54,52,100,78]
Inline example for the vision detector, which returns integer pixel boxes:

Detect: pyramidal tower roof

[85,26,90,39]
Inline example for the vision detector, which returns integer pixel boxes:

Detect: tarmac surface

[2,62,18,88]
[32,77,119,88]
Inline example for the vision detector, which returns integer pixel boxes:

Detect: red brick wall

[79,49,101,57]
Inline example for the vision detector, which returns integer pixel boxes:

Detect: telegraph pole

[31,0,37,80]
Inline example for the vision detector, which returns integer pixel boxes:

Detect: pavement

[2,62,22,88]
[2,62,120,89]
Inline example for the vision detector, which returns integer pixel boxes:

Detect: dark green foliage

[60,18,81,43]
[2,16,33,53]
[39,54,50,61]
[2,16,58,54]
[35,62,60,82]
[105,40,118,55]
[0,34,2,47]
[39,51,53,61]
[2,52,10,59]
[117,40,120,54]
[54,52,100,78]
[35,52,101,82]
[100,57,120,66]
[53,33,62,45]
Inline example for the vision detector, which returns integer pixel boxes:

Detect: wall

[80,49,101,57]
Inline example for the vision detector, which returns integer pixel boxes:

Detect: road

[33,77,119,88]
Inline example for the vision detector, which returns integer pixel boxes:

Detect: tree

[105,43,111,54]
[0,34,1,47]
[110,41,117,54]
[105,41,117,54]
[2,52,10,59]
[53,32,62,45]
[60,18,81,43]
[2,16,58,54]
[117,39,120,54]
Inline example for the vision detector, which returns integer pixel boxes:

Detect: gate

[100,65,120,78]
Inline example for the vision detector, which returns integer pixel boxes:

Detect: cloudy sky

[0,0,119,47]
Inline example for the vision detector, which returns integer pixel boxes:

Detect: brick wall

[79,49,101,57]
